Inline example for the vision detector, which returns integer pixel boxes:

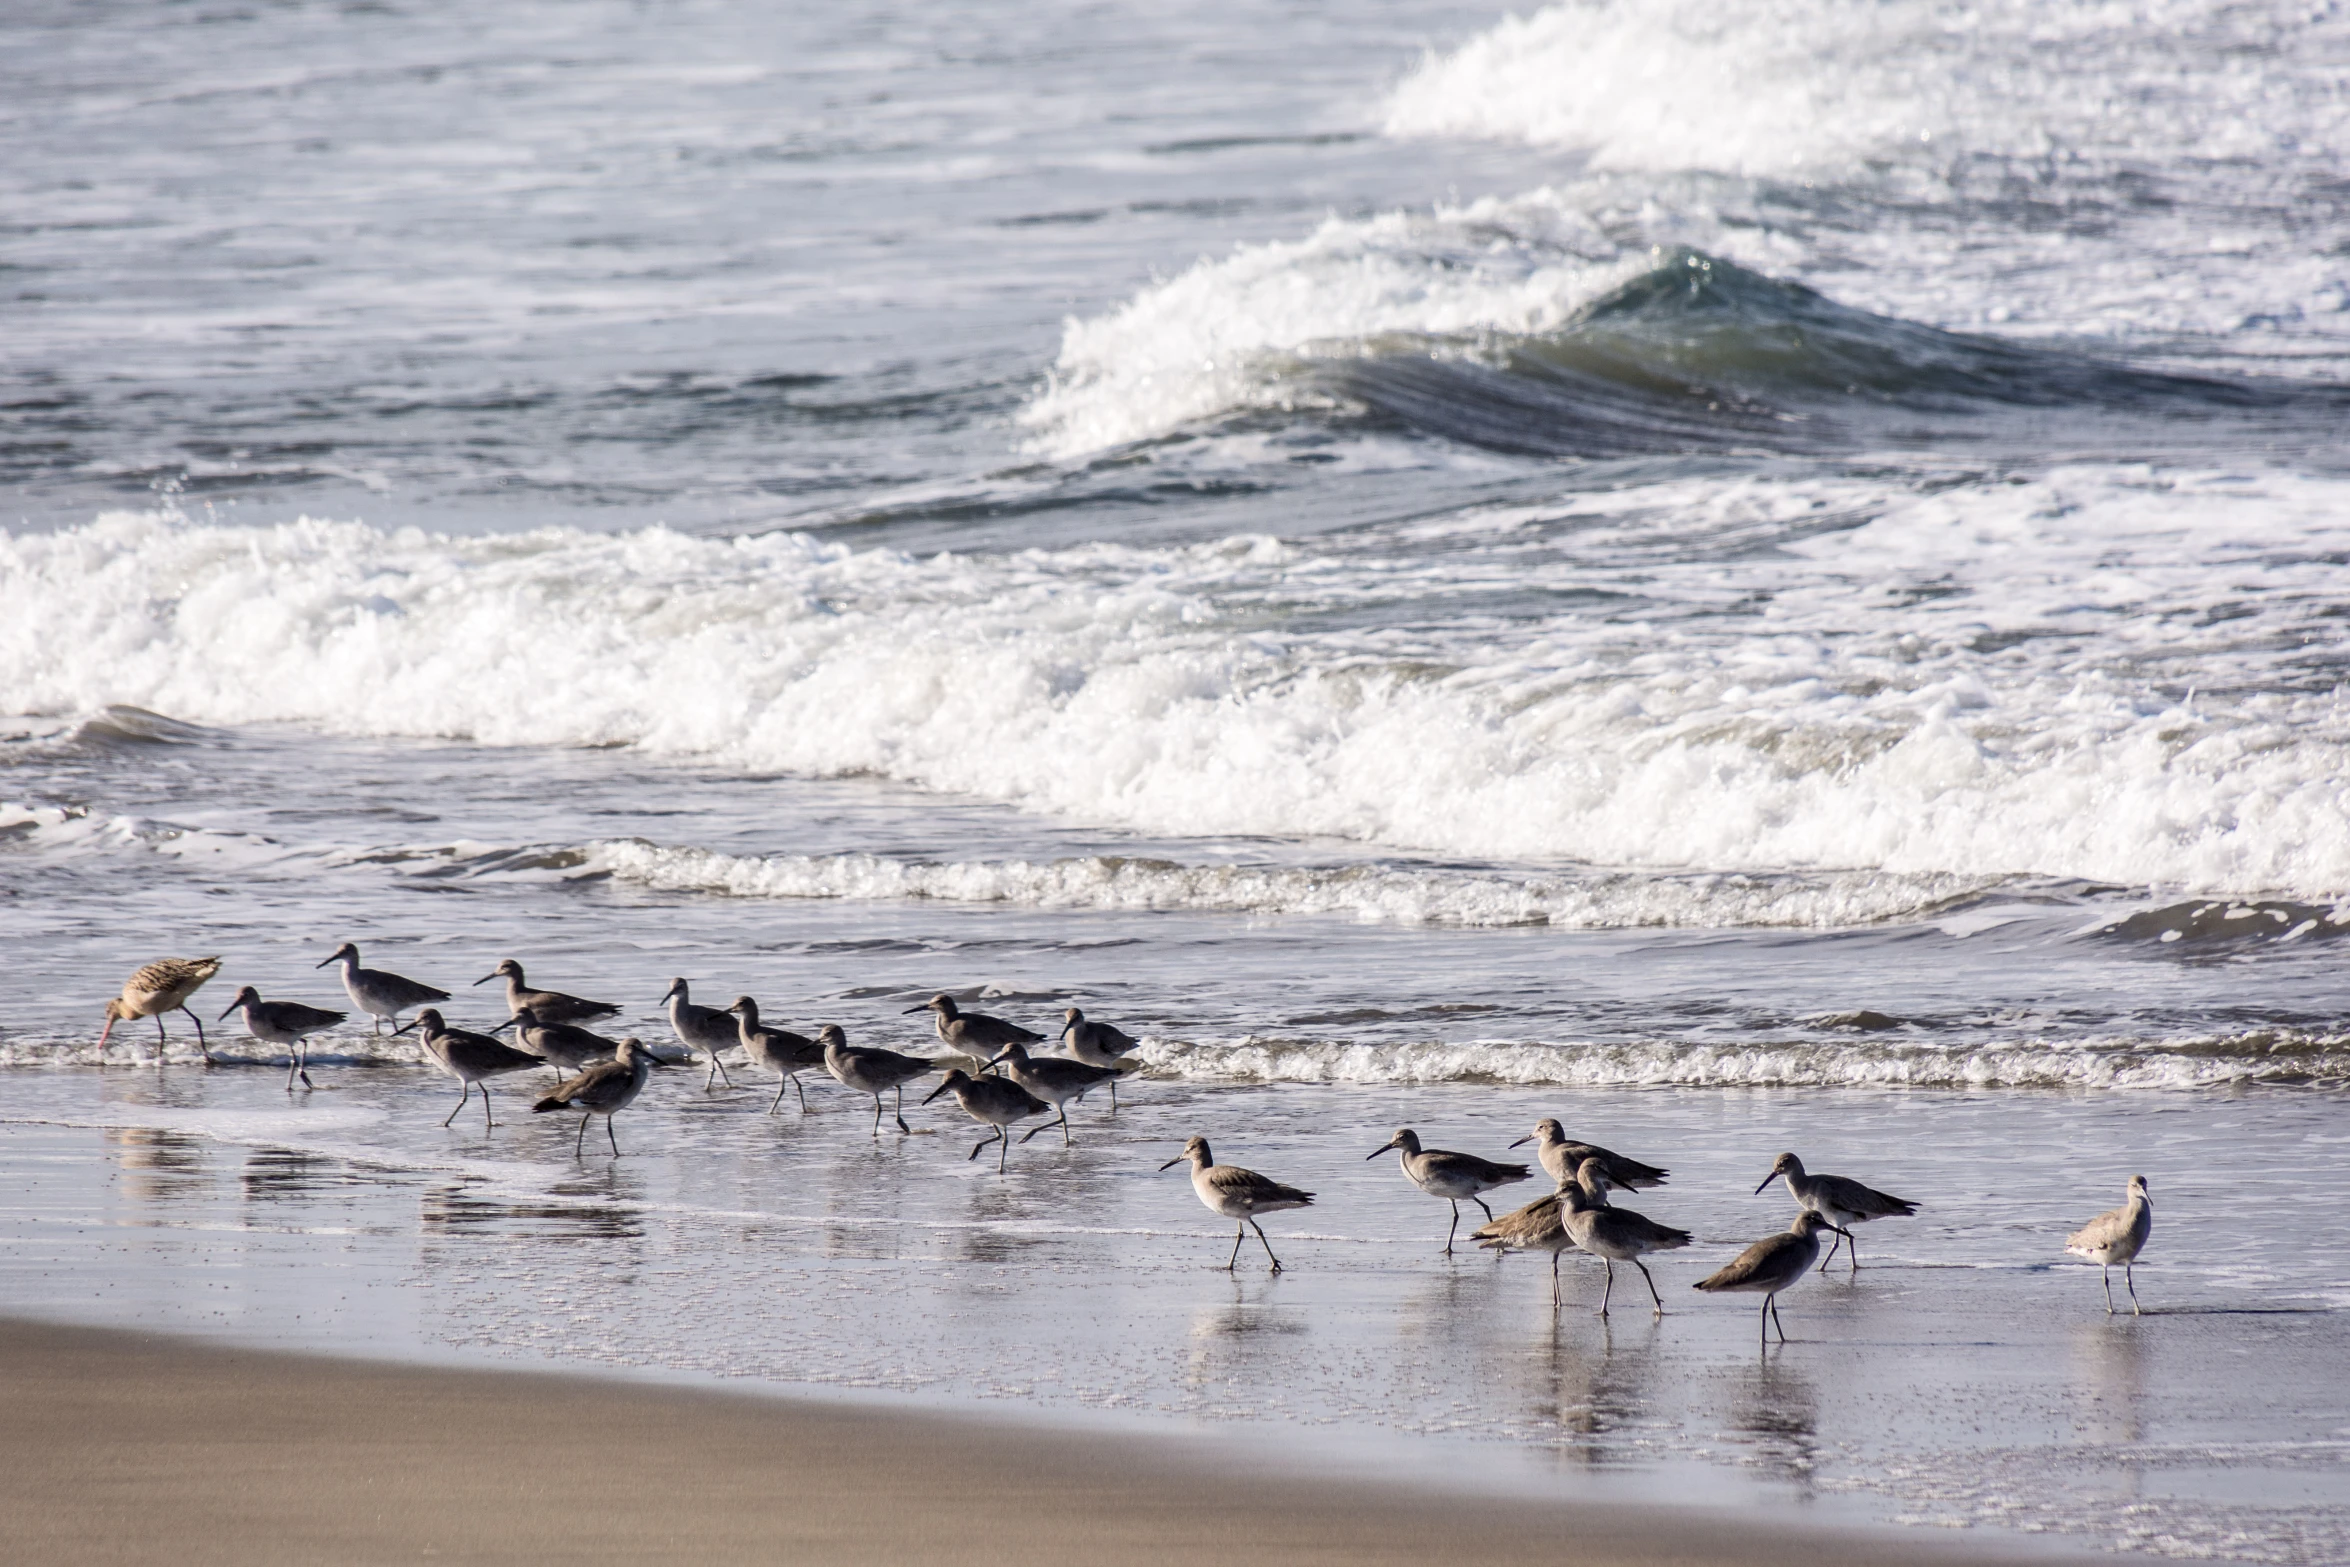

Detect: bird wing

[537,1057,625,1107]
[1819,1175,1918,1218]
[2066,1204,2134,1254]
[1696,1232,1797,1291]
[1473,1192,1563,1247]
[1432,1152,1531,1185]
[1207,1166,1312,1206]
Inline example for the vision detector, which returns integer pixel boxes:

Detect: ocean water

[5,0,2350,1558]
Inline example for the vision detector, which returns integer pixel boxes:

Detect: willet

[1159,1135,1314,1273]
[906,993,1040,1066]
[99,956,222,1061]
[473,958,620,1026]
[393,1008,544,1129]
[491,1006,621,1078]
[1058,1007,1141,1107]
[1368,1128,1531,1253]
[983,1041,1122,1146]
[920,1068,1049,1171]
[659,978,738,1089]
[316,942,449,1035]
[532,1036,664,1157]
[216,985,346,1092]
[1756,1151,1918,1272]
[818,1024,937,1136]
[1511,1118,1669,1192]
[727,997,824,1114]
[1694,1210,1853,1346]
[1561,1159,1691,1316]
[1471,1185,1579,1308]
[2066,1174,2153,1315]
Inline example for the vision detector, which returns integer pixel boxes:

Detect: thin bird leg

[1473,1197,1495,1222]
[704,1054,719,1091]
[1019,1117,1055,1144]
[1252,1219,1283,1273]
[1598,1259,1615,1317]
[2125,1261,2140,1316]
[1817,1229,1840,1273]
[1769,1295,1787,1343]
[1550,1252,1563,1310]
[184,1006,212,1062]
[1847,1231,1861,1274]
[480,1086,495,1131]
[154,1014,169,1050]
[1635,1258,1664,1314]
[1058,1105,1072,1147]
[607,1116,620,1157]
[1108,1080,1119,1112]
[968,1132,994,1161]
[997,1128,1009,1173]
[791,1072,808,1114]
[893,1085,910,1135]
[285,1048,300,1094]
[1759,1298,1771,1349]
[444,1082,470,1128]
[870,1096,885,1139]
[298,1041,314,1091]
[575,1113,591,1158]
[373,1014,382,1036]
[1227,1223,1245,1272]
[768,1076,791,1116]
[2101,1264,2115,1315]
[1444,1201,1460,1255]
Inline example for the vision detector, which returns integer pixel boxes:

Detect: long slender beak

[920,1082,950,1105]
[313,954,333,969]
[391,1019,417,1037]
[1753,1173,1778,1195]
[216,1002,237,1021]
[1831,1225,1854,1238]
[488,1016,518,1033]
[1366,1145,1393,1161]
[473,973,497,987]
[1508,1135,1531,1149]
[902,1003,932,1015]
[981,1051,1008,1071]
[1158,1156,1183,1172]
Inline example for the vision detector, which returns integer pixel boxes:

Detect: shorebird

[216,985,346,1092]
[99,956,222,1061]
[393,1008,544,1129]
[1756,1151,1918,1272]
[659,978,738,1088]
[1560,1159,1691,1316]
[819,1025,936,1136]
[1057,1007,1141,1107]
[473,958,620,1026]
[1694,1210,1852,1346]
[1511,1119,1669,1192]
[491,1006,621,1077]
[1369,1128,1530,1253]
[983,1041,1122,1146]
[1160,1135,1315,1273]
[532,1036,663,1157]
[1472,1185,1581,1308]
[921,1068,1049,1171]
[728,997,824,1114]
[2067,1174,2153,1315]
[316,942,449,1035]
[906,993,1040,1066]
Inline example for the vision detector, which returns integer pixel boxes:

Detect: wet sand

[0,1315,2106,1566]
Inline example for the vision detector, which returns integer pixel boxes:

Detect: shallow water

[7,0,2350,1559]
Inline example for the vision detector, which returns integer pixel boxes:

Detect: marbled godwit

[1368,1128,1530,1253]
[818,1025,936,1136]
[99,956,222,1061]
[1756,1151,1918,1272]
[1160,1135,1315,1272]
[532,1036,663,1157]
[1511,1118,1668,1192]
[473,958,619,1026]
[921,1068,1048,1171]
[317,943,448,1035]
[394,1007,543,1129]
[2066,1174,2153,1315]
[659,978,738,1089]
[1472,1185,1579,1308]
[906,993,1039,1066]
[1694,1210,1852,1346]
[1057,1007,1140,1107]
[727,997,823,1114]
[983,1041,1121,1146]
[216,985,346,1092]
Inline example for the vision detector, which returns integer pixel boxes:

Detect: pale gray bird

[1755,1151,1918,1272]
[2066,1174,2153,1315]
[1694,1210,1852,1346]
[1057,1007,1141,1107]
[532,1036,664,1157]
[473,958,619,1026]
[921,1068,1049,1172]
[728,997,824,1114]
[985,1041,1123,1146]
[492,1006,620,1077]
[659,977,739,1089]
[1160,1135,1315,1273]
[819,1025,937,1136]
[1559,1159,1691,1316]
[905,993,1040,1065]
[1368,1128,1530,1253]
[394,1007,543,1129]
[1510,1118,1668,1192]
[217,985,346,1092]
[317,942,449,1035]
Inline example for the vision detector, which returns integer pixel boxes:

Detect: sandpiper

[316,942,449,1035]
[2066,1174,2153,1315]
[1369,1128,1530,1253]
[532,1036,664,1157]
[394,1007,543,1129]
[473,958,620,1026]
[906,993,1040,1065]
[1057,1007,1141,1107]
[1511,1118,1669,1192]
[492,1006,621,1077]
[1756,1151,1918,1272]
[819,1025,937,1136]
[217,985,346,1092]
[1160,1135,1315,1273]
[921,1068,1049,1171]
[983,1041,1122,1146]
[99,956,222,1061]
[1694,1210,1852,1346]
[728,997,824,1114]
[659,977,739,1088]
[1560,1159,1691,1316]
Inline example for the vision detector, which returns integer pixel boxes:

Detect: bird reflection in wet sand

[106,1127,208,1203]
[1528,1316,1657,1466]
[1730,1354,1822,1496]
[1184,1284,1307,1399]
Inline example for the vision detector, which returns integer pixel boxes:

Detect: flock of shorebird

[95,949,2158,1341]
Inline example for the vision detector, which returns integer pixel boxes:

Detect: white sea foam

[10,476,2350,901]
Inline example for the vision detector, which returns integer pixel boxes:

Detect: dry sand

[0,1316,2110,1567]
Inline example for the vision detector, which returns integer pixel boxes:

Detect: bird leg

[1108,1081,1119,1112]
[1018,1117,1055,1145]
[1768,1295,1787,1343]
[480,1086,496,1131]
[443,1082,470,1128]
[183,1007,212,1063]
[2101,1264,2114,1315]
[1847,1231,1861,1274]
[996,1129,1009,1173]
[1817,1229,1840,1273]
[968,1128,1002,1163]
[2125,1261,2140,1316]
[791,1072,808,1114]
[1635,1259,1664,1314]
[606,1117,621,1158]
[1599,1259,1615,1316]
[574,1113,591,1158]
[893,1086,910,1135]
[154,1014,170,1053]
[1227,1223,1245,1272]
[1252,1219,1283,1273]
[1759,1298,1771,1349]
[1473,1196,1495,1222]
[870,1096,885,1139]
[767,1077,791,1116]
[1444,1201,1460,1255]
[1057,1106,1072,1147]
[1550,1252,1563,1311]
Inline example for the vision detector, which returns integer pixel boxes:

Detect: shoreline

[0,1314,2106,1566]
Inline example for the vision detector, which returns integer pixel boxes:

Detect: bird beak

[473,973,496,987]
[392,1019,417,1037]
[1366,1145,1392,1160]
[1508,1135,1530,1149]
[1158,1156,1183,1172]
[981,1051,1008,1071]
[1754,1173,1778,1195]
[920,1082,950,1104]
[314,954,333,969]
[1831,1225,1855,1238]
[488,1017,518,1032]
[216,1002,236,1021]
[902,1003,931,1015]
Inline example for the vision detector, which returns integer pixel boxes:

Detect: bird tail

[531,1095,568,1114]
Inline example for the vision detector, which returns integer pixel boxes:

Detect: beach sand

[0,1315,2104,1566]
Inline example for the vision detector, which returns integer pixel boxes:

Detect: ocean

[4,1,2349,1558]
